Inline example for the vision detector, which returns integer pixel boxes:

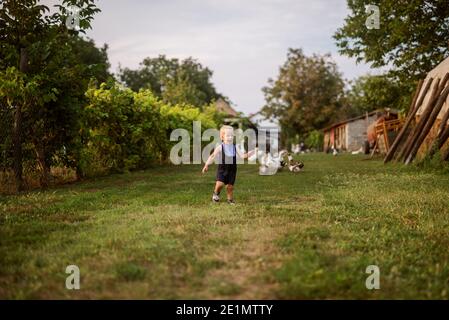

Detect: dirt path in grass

[197,199,320,299]
[195,212,299,299]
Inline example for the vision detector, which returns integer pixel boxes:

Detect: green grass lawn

[1,153,449,299]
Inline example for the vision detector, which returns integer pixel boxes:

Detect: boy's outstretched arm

[202,145,221,174]
[237,146,258,159]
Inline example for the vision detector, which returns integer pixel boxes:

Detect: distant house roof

[322,108,399,132]
[215,98,238,117]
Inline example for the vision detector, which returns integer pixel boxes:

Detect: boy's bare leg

[212,181,225,202]
[214,181,225,194]
[226,184,234,200]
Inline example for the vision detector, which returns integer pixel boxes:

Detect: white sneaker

[212,193,220,202]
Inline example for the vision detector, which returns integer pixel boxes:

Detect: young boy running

[202,125,256,205]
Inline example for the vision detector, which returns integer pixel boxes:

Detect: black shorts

[216,167,237,185]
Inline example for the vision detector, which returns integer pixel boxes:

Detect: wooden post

[406,79,424,118]
[443,144,449,161]
[427,103,449,158]
[383,121,389,151]
[413,78,433,115]
[442,149,449,161]
[405,83,449,164]
[401,81,441,163]
[437,125,449,150]
[397,77,441,162]
[400,75,449,162]
[384,78,427,163]
[437,98,449,137]
[370,135,379,158]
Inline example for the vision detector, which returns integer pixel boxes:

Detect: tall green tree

[262,48,345,145]
[334,0,449,92]
[0,0,101,190]
[118,55,225,108]
[344,74,406,116]
[24,34,112,185]
[71,37,112,84]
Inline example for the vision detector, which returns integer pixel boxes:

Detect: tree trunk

[13,103,24,192]
[76,164,84,181]
[35,142,50,188]
[12,48,29,192]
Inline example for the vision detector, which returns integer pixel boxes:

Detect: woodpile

[384,58,449,164]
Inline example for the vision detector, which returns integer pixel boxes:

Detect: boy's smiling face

[222,128,234,144]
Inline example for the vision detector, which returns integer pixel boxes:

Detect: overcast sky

[44,0,382,120]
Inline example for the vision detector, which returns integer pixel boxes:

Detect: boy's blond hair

[219,125,234,141]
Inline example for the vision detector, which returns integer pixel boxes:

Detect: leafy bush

[305,130,323,151]
[80,82,218,176]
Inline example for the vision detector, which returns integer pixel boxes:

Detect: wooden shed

[323,110,396,153]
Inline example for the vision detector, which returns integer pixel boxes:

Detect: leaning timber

[384,79,424,163]
[405,84,449,164]
[397,77,442,162]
